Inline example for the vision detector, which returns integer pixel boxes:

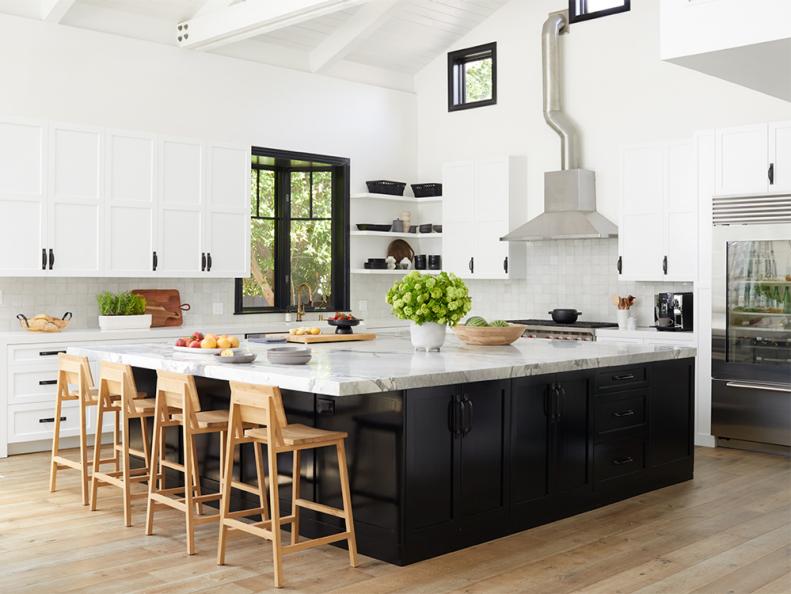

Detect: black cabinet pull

[662,255,668,275]
[207,252,213,272]
[461,395,473,435]
[769,162,775,185]
[468,257,474,274]
[612,373,635,381]
[448,397,462,437]
[39,416,66,424]
[39,350,66,357]
[316,398,335,416]
[38,379,58,386]
[503,256,508,274]
[152,251,158,271]
[612,456,634,466]
[41,248,47,270]
[201,252,206,272]
[612,409,636,418]
[48,248,54,270]
[617,256,622,275]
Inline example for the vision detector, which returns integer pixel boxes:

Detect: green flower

[385,271,471,326]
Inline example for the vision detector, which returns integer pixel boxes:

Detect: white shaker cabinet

[442,156,526,280]
[769,121,791,193]
[715,124,769,196]
[0,119,47,274]
[619,140,696,282]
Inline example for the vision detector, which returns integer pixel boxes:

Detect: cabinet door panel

[50,202,100,274]
[207,145,247,211]
[459,380,507,518]
[649,360,693,467]
[665,141,697,281]
[405,386,455,531]
[51,127,101,200]
[206,211,248,277]
[0,200,44,273]
[109,133,155,204]
[769,121,791,193]
[159,208,202,275]
[0,120,45,196]
[107,206,154,273]
[554,377,591,495]
[716,124,768,196]
[442,221,475,278]
[474,159,507,223]
[510,377,550,504]
[442,161,474,223]
[161,139,202,207]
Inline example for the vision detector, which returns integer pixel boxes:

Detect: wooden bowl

[452,324,526,346]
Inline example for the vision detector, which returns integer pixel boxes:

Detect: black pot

[548,309,581,324]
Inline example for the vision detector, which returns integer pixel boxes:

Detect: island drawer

[595,365,647,392]
[594,391,646,436]
[594,437,646,482]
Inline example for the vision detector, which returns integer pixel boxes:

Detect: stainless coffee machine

[654,292,694,332]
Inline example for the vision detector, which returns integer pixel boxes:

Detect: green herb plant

[386,271,472,327]
[96,291,147,316]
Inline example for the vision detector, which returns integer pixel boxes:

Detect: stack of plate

[267,346,312,365]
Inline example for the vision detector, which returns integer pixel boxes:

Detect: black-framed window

[448,42,497,112]
[235,147,350,314]
[569,0,630,23]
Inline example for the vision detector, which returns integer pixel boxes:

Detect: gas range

[507,319,618,341]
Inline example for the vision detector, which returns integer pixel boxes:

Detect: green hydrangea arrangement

[386,271,472,327]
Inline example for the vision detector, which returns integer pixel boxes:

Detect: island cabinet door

[647,359,695,468]
[509,377,551,510]
[552,374,594,497]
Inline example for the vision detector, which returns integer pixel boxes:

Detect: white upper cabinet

[106,131,156,276]
[715,121,791,196]
[0,116,249,278]
[442,156,526,280]
[619,140,697,282]
[0,119,46,274]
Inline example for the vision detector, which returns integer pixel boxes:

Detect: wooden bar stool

[49,354,122,506]
[89,361,156,527]
[145,370,267,556]
[217,381,358,589]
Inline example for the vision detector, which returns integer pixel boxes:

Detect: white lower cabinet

[7,402,82,444]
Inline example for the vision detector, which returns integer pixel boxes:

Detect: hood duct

[502,11,618,241]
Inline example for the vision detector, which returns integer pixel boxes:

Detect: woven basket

[17,312,72,333]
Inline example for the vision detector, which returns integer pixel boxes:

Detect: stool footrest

[227,480,264,495]
[283,531,352,555]
[223,518,273,539]
[295,498,346,519]
[224,507,266,520]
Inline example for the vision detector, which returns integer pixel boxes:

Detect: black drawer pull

[612,456,634,466]
[612,409,636,418]
[612,373,635,381]
[39,379,58,386]
[39,416,66,423]
[39,350,66,357]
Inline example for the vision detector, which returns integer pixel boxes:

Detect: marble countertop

[68,332,696,397]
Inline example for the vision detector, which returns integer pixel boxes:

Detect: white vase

[410,321,446,352]
[98,314,152,331]
[616,309,630,330]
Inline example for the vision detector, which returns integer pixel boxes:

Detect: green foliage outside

[243,168,333,309]
[465,58,493,102]
[96,291,146,316]
[386,272,472,327]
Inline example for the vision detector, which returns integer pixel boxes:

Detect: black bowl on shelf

[328,318,361,335]
[408,225,417,233]
[419,223,433,233]
[357,223,392,232]
[433,224,443,233]
[367,258,387,269]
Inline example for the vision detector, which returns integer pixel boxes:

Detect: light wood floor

[0,447,789,593]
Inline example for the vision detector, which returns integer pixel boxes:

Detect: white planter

[410,321,447,352]
[98,314,152,331]
[616,309,631,330]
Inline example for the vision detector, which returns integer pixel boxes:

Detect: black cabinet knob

[206,252,212,272]
[201,252,206,272]
[48,248,54,270]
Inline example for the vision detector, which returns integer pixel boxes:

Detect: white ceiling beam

[309,0,400,72]
[176,0,375,51]
[40,0,77,23]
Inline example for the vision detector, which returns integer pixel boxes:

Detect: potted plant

[97,291,152,331]
[386,271,472,351]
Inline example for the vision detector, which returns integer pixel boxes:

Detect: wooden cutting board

[286,333,376,344]
[131,289,190,327]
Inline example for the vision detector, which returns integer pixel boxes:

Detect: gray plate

[214,352,257,364]
[267,347,312,365]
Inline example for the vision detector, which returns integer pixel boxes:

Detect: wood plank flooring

[0,447,789,593]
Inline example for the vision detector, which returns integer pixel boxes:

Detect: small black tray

[356,224,392,232]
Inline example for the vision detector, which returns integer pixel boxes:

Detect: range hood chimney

[502,11,617,242]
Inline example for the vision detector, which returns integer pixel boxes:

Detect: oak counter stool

[217,381,358,589]
[89,361,156,526]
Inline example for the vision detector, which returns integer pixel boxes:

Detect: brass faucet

[295,283,314,322]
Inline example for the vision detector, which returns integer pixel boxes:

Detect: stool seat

[245,424,347,447]
[107,397,157,414]
[173,409,229,429]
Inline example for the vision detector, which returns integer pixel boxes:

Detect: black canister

[414,254,427,270]
[428,255,441,270]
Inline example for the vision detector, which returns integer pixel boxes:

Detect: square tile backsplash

[0,239,690,332]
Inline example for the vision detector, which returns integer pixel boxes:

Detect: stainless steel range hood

[502,11,617,242]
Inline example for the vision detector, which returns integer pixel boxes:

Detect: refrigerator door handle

[725,382,791,394]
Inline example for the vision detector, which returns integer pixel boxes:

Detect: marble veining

[68,333,696,397]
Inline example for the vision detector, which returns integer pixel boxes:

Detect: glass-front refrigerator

[712,222,791,450]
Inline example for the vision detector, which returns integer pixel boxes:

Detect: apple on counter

[175,332,240,349]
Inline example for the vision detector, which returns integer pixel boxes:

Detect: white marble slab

[68,332,696,397]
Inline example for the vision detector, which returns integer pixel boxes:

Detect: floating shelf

[351,231,442,239]
[351,192,442,204]
[351,268,443,275]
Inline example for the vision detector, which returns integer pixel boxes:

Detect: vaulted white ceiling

[0,0,511,91]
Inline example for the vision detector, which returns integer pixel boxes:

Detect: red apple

[175,337,188,347]
[189,340,202,348]
[192,331,204,341]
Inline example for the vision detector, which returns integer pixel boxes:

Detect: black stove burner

[508,319,619,329]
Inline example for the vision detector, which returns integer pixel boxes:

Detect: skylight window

[447,42,497,112]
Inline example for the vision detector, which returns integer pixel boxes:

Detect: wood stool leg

[113,410,120,473]
[254,442,269,522]
[121,414,132,527]
[189,436,203,516]
[140,416,150,468]
[89,397,106,511]
[291,450,301,545]
[158,424,166,490]
[78,400,90,506]
[336,440,358,568]
[183,424,196,555]
[267,446,283,588]
[217,428,237,566]
[146,400,163,536]
[49,393,63,493]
